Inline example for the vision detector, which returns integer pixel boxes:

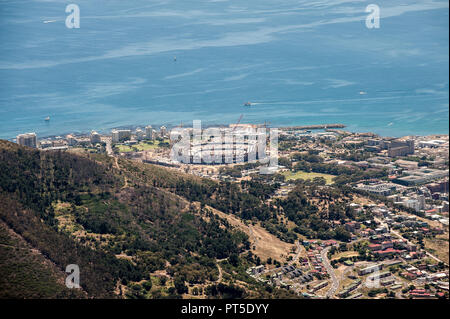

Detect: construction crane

[232,114,244,132]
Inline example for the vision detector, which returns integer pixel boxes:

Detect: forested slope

[0,140,279,298]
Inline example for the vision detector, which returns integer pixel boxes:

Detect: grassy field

[116,140,169,153]
[424,233,449,264]
[331,251,359,261]
[282,170,335,184]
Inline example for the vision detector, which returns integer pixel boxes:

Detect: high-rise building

[66,134,78,146]
[111,129,131,143]
[145,125,154,140]
[16,133,37,148]
[160,126,167,137]
[135,128,145,141]
[418,195,426,211]
[90,131,101,144]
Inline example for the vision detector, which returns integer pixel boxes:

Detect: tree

[229,254,240,267]
[142,280,152,291]
[335,228,352,242]
[174,277,188,294]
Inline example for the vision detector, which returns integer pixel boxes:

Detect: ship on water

[244,102,252,106]
[45,116,50,121]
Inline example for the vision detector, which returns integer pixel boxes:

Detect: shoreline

[3,122,449,142]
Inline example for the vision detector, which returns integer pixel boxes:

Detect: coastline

[4,121,449,142]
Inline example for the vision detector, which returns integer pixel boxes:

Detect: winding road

[321,246,340,298]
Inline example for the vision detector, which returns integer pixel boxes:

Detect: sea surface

[0,0,448,139]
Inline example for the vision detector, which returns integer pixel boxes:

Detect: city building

[112,129,131,143]
[135,128,145,141]
[418,140,446,148]
[394,168,449,186]
[358,264,383,276]
[388,139,414,157]
[311,281,328,292]
[355,183,397,196]
[39,140,52,149]
[90,131,101,144]
[66,134,78,146]
[160,126,167,137]
[145,125,154,140]
[394,159,419,170]
[171,126,268,165]
[426,179,449,193]
[52,139,67,147]
[16,133,37,148]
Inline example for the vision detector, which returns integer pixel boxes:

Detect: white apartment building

[90,131,101,144]
[145,125,154,140]
[16,133,37,148]
[112,129,131,143]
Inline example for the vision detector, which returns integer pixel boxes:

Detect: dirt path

[216,261,223,283]
[207,206,294,263]
[113,157,129,188]
[289,240,303,265]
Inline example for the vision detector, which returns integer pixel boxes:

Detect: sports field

[282,170,335,184]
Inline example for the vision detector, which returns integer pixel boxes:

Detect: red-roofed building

[368,244,382,251]
[436,292,445,298]
[409,289,435,299]
[374,248,400,258]
[381,241,393,250]
[401,272,417,280]
[326,240,337,246]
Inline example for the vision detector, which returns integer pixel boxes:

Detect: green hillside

[0,140,300,299]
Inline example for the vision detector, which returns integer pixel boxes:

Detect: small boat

[359,91,367,95]
[43,20,57,24]
[244,102,252,106]
[174,56,177,62]
[45,116,50,121]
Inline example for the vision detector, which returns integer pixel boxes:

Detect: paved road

[321,246,340,298]
[101,136,113,156]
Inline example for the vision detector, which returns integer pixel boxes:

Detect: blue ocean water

[0,0,448,139]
